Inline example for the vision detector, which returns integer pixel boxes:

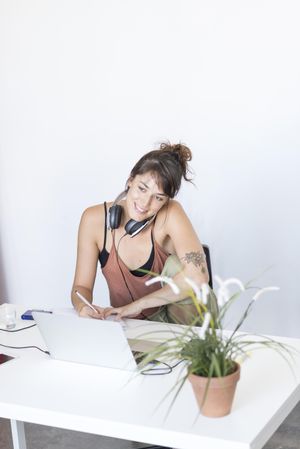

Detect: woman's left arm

[104,201,209,319]
[165,200,209,283]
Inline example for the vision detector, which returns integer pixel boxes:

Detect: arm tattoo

[182,251,207,274]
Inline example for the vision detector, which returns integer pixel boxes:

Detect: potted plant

[138,274,296,418]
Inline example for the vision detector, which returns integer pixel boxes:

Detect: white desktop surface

[1,306,300,449]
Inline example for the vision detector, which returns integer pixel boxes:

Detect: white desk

[1,306,300,449]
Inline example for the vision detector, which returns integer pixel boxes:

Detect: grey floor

[1,402,300,449]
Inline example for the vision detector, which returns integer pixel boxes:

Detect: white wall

[0,1,299,337]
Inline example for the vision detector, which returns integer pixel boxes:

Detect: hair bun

[172,143,192,163]
[159,142,193,182]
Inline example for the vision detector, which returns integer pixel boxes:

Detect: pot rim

[188,362,241,388]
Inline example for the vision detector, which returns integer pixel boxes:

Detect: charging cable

[0,323,48,353]
[0,343,49,355]
[0,324,37,332]
[140,359,184,376]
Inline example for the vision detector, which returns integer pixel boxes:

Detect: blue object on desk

[21,309,53,320]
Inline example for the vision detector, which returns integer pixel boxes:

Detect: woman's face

[126,172,169,221]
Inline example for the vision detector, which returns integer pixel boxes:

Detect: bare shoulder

[81,204,103,223]
[156,199,187,226]
[166,199,185,216]
[79,203,107,237]
[154,200,190,241]
[77,203,112,250]
[154,199,203,261]
[161,200,200,246]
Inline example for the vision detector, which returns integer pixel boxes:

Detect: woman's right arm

[71,205,104,318]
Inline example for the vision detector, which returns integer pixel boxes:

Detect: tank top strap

[103,201,108,250]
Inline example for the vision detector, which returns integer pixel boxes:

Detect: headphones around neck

[108,190,155,238]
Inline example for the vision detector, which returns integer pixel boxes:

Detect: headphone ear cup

[109,205,123,229]
[125,218,150,237]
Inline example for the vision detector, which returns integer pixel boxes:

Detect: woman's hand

[78,304,105,319]
[103,301,144,320]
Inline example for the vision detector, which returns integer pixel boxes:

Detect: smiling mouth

[134,203,147,214]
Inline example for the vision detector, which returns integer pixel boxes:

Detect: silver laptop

[32,311,150,371]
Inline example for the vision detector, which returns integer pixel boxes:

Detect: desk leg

[10,420,27,449]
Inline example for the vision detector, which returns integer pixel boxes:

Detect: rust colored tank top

[101,234,169,319]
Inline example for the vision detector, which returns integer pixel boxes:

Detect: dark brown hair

[129,142,193,198]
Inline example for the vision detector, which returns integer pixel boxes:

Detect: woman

[71,142,209,322]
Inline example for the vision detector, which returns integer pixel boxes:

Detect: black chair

[203,244,213,289]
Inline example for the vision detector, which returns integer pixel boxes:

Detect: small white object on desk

[0,304,16,329]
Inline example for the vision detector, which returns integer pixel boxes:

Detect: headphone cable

[114,230,148,319]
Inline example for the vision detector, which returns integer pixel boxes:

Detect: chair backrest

[203,244,213,289]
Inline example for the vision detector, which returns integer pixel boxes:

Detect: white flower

[215,276,245,291]
[216,286,230,307]
[201,283,210,305]
[214,275,245,307]
[252,286,280,301]
[145,276,180,295]
[235,352,251,365]
[184,277,201,301]
[199,312,211,339]
[184,278,211,305]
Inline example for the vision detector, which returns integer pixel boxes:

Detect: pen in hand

[75,290,99,314]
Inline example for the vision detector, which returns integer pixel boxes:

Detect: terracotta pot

[188,363,241,417]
